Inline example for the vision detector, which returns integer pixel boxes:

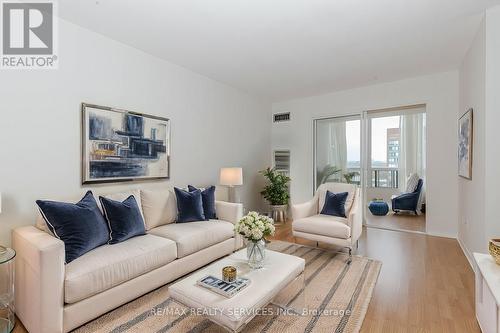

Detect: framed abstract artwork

[81,103,170,184]
[458,108,473,180]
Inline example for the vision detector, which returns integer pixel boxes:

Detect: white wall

[458,17,486,259]
[458,6,500,262]
[0,20,271,246]
[484,6,500,245]
[272,72,459,238]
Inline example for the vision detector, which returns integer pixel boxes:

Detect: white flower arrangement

[234,211,275,242]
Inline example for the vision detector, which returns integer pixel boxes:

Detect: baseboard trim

[425,231,457,239]
[457,236,475,272]
[364,224,427,235]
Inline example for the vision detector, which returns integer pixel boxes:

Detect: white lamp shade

[219,168,243,186]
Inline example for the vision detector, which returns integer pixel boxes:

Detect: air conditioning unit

[273,150,290,175]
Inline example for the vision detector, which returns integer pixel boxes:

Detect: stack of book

[197,275,251,298]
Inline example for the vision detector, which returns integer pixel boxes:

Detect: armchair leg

[347,247,352,265]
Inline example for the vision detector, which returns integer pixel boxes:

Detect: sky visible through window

[346,116,400,165]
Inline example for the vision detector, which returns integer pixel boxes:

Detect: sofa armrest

[12,226,65,333]
[215,201,244,250]
[215,201,243,224]
[291,197,318,220]
[347,189,362,245]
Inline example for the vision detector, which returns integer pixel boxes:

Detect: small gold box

[222,266,237,282]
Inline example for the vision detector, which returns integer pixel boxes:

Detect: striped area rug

[74,241,381,333]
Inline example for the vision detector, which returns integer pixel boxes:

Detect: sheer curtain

[399,113,426,202]
[315,119,348,187]
[329,121,347,178]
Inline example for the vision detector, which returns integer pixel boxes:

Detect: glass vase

[247,239,266,269]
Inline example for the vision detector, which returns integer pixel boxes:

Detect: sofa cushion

[35,189,145,234]
[148,220,234,258]
[36,191,110,263]
[98,189,144,214]
[406,173,420,193]
[174,187,206,222]
[292,214,350,239]
[320,191,349,218]
[140,189,177,230]
[100,195,146,244]
[64,234,176,304]
[318,183,356,215]
[188,185,217,220]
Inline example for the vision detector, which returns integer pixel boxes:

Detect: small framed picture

[458,108,473,179]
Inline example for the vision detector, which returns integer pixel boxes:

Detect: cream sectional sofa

[12,188,244,333]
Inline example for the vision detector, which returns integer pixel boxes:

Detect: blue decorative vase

[369,201,389,216]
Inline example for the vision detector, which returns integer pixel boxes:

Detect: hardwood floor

[270,223,480,333]
[14,224,478,333]
[364,211,426,233]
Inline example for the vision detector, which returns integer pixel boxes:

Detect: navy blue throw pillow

[99,195,146,244]
[36,191,109,264]
[320,191,349,218]
[188,185,217,220]
[174,187,205,223]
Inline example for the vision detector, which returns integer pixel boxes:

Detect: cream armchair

[291,183,362,263]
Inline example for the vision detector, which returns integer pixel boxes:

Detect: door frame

[311,103,427,233]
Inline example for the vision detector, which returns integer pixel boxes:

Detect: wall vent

[273,150,290,175]
[273,112,290,123]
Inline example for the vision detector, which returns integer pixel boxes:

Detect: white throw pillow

[406,173,420,193]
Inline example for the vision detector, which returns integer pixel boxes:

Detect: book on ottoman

[197,275,251,298]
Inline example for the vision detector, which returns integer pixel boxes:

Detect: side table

[0,248,15,333]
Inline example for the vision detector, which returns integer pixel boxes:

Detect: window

[314,116,360,189]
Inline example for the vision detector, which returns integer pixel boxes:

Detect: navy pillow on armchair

[36,191,109,263]
[188,185,217,220]
[174,187,206,222]
[320,190,349,218]
[99,195,146,244]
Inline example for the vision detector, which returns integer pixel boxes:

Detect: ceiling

[59,0,500,101]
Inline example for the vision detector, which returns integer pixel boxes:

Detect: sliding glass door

[313,105,426,233]
[313,116,361,191]
[363,106,426,232]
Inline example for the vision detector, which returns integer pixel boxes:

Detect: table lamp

[219,168,243,203]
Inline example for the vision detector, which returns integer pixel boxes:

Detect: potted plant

[260,167,291,223]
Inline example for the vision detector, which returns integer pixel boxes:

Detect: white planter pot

[270,205,287,223]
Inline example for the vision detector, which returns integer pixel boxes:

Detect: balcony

[344,167,399,189]
[370,167,399,188]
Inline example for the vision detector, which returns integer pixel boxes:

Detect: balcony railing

[371,167,399,188]
[344,167,399,189]
[319,167,399,189]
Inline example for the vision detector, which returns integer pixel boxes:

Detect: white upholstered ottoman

[169,248,305,332]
